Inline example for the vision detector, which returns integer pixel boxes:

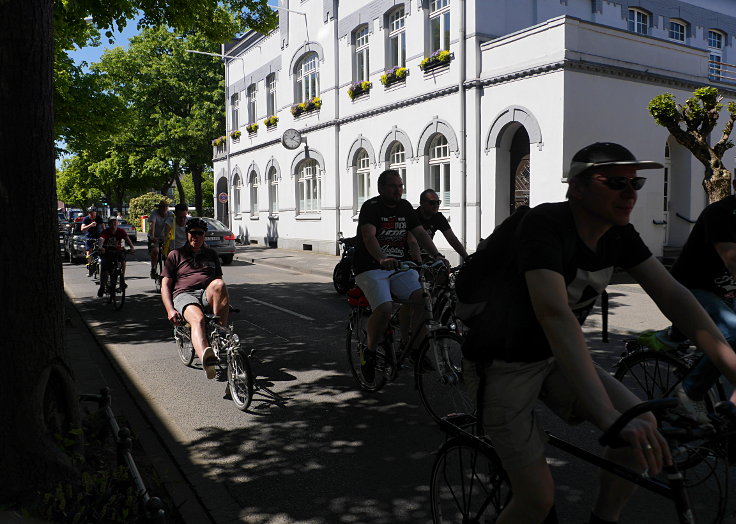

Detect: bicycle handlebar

[598,398,679,448]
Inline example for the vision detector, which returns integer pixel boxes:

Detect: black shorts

[101,251,125,271]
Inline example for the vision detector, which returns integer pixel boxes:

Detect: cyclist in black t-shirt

[414,189,468,261]
[353,170,447,381]
[463,142,736,524]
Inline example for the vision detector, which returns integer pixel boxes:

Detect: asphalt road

[62,242,735,524]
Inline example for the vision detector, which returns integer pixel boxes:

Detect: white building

[212,0,736,264]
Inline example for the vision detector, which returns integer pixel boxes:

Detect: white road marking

[242,295,315,321]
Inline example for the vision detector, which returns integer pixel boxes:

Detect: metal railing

[708,59,736,85]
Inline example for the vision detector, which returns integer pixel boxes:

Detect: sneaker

[120,281,128,289]
[150,269,157,279]
[675,385,710,424]
[361,349,376,383]
[97,286,104,297]
[202,346,217,380]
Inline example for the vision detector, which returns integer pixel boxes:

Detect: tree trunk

[703,167,732,204]
[191,164,204,216]
[0,0,82,504]
[172,161,186,204]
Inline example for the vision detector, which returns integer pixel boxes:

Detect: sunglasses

[593,175,647,191]
[425,200,442,206]
[188,230,205,237]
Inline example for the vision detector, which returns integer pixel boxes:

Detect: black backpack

[454,205,530,325]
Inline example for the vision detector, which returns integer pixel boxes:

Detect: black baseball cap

[565,142,663,181]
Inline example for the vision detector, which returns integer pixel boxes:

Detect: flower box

[419,50,454,72]
[380,67,408,87]
[245,123,258,134]
[290,97,322,117]
[211,135,226,147]
[347,80,372,100]
[263,115,279,128]
[229,130,241,140]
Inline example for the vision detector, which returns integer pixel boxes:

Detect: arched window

[708,30,724,80]
[295,52,320,103]
[248,171,259,217]
[230,92,239,130]
[268,166,279,215]
[668,19,687,42]
[387,6,406,68]
[353,25,370,82]
[247,84,257,124]
[232,173,242,214]
[297,159,321,213]
[628,8,649,35]
[428,134,450,206]
[387,142,406,197]
[266,73,277,117]
[429,0,450,53]
[355,149,371,210]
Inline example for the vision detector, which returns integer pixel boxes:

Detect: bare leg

[183,305,208,360]
[498,457,555,524]
[366,302,392,351]
[206,278,230,326]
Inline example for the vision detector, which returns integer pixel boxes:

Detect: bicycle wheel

[345,307,387,392]
[228,347,254,411]
[431,437,511,523]
[416,330,475,424]
[332,263,351,295]
[113,271,125,310]
[614,350,689,400]
[174,326,195,366]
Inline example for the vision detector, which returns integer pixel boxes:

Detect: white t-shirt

[149,210,173,239]
[173,223,187,249]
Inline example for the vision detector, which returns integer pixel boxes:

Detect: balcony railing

[708,59,736,85]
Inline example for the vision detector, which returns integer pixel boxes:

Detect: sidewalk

[63,244,669,523]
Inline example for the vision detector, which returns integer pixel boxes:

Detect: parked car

[188,217,236,265]
[64,222,88,263]
[117,220,137,242]
[57,212,70,253]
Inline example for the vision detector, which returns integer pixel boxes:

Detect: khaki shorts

[463,357,610,470]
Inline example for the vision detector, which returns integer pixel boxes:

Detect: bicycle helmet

[185,217,208,233]
[87,206,96,212]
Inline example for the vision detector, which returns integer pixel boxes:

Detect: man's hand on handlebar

[379,257,400,270]
[616,417,672,475]
[167,309,182,325]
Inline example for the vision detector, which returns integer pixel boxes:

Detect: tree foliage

[648,87,736,202]
[128,192,171,224]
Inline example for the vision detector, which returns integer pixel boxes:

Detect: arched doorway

[216,176,229,227]
[509,127,530,214]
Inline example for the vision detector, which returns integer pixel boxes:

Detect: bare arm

[125,235,135,251]
[410,225,442,258]
[442,228,468,259]
[161,277,180,324]
[407,231,422,263]
[629,256,736,388]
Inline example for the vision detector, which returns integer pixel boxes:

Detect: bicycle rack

[79,387,166,523]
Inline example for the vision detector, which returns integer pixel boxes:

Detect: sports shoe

[97,286,104,297]
[675,385,710,424]
[150,268,158,279]
[202,346,217,380]
[361,348,376,383]
[120,280,127,289]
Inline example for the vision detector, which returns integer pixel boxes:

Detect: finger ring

[642,444,653,450]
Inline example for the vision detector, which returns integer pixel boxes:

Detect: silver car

[117,219,138,242]
[188,217,236,265]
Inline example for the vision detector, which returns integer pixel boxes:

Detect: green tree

[0,0,275,509]
[181,170,215,208]
[648,87,736,203]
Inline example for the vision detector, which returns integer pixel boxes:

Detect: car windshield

[201,218,230,232]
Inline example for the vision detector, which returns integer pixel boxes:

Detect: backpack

[454,205,530,325]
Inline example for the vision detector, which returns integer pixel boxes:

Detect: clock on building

[281,128,303,150]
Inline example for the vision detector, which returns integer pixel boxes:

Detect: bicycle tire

[112,269,125,310]
[154,252,164,292]
[345,307,387,391]
[174,326,195,366]
[416,330,475,425]
[332,263,350,295]
[430,436,511,523]
[228,347,254,411]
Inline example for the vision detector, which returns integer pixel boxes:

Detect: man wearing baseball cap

[462,142,736,523]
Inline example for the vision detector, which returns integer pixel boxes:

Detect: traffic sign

[218,192,228,204]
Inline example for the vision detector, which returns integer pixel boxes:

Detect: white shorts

[354,269,421,309]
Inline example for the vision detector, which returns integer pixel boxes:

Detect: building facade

[212,0,736,264]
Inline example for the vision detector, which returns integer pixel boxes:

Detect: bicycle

[173,308,254,411]
[151,239,165,292]
[87,249,101,280]
[345,260,474,424]
[332,232,356,295]
[99,248,128,310]
[430,398,736,523]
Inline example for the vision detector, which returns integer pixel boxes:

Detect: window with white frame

[232,173,242,214]
[268,166,278,215]
[296,53,320,103]
[354,25,370,82]
[247,84,256,124]
[628,8,649,35]
[355,149,371,210]
[708,30,724,79]
[669,20,686,42]
[249,171,259,217]
[297,159,321,213]
[388,7,406,68]
[428,134,450,206]
[388,142,406,195]
[230,92,239,130]
[266,73,277,116]
[429,0,451,53]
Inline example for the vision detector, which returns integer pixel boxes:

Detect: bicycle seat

[347,287,369,307]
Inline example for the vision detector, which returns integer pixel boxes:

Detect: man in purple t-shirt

[161,217,230,379]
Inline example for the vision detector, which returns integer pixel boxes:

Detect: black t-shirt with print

[416,208,450,239]
[463,202,651,363]
[353,196,421,274]
[671,195,736,298]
